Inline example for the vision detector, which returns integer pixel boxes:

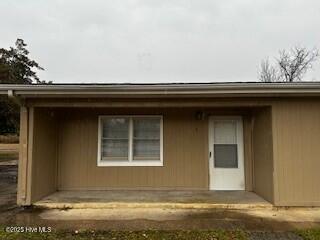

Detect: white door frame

[208,116,245,190]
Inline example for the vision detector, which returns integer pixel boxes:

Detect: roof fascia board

[1,83,320,98]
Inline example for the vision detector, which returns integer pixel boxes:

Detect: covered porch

[34,190,271,209]
[17,98,275,206]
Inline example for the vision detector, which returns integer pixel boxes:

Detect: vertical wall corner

[17,106,30,205]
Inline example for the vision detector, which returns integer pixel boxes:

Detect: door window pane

[213,120,238,168]
[214,121,237,144]
[214,144,238,168]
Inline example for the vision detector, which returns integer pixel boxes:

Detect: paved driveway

[0,164,17,213]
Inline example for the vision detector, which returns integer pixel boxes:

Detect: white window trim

[97,115,163,167]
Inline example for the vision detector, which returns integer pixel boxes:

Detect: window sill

[97,161,163,167]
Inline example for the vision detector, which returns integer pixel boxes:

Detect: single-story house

[1,82,320,207]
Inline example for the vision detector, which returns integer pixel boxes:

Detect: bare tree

[277,47,319,82]
[259,47,319,82]
[258,58,280,82]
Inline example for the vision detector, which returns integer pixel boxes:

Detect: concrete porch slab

[34,190,272,210]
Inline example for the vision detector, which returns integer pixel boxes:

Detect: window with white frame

[98,116,163,166]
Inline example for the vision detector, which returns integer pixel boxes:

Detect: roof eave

[1,82,320,98]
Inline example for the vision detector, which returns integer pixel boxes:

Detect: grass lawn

[1,228,320,240]
[296,229,320,240]
[0,229,248,240]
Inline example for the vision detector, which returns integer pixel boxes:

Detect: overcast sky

[0,0,320,83]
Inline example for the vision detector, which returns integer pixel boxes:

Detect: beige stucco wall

[272,100,320,206]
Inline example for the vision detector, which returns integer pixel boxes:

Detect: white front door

[209,116,245,190]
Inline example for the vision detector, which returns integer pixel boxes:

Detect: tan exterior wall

[30,108,58,202]
[252,107,274,203]
[17,97,320,206]
[272,100,320,206]
[57,108,209,190]
[243,116,253,191]
[18,106,255,205]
